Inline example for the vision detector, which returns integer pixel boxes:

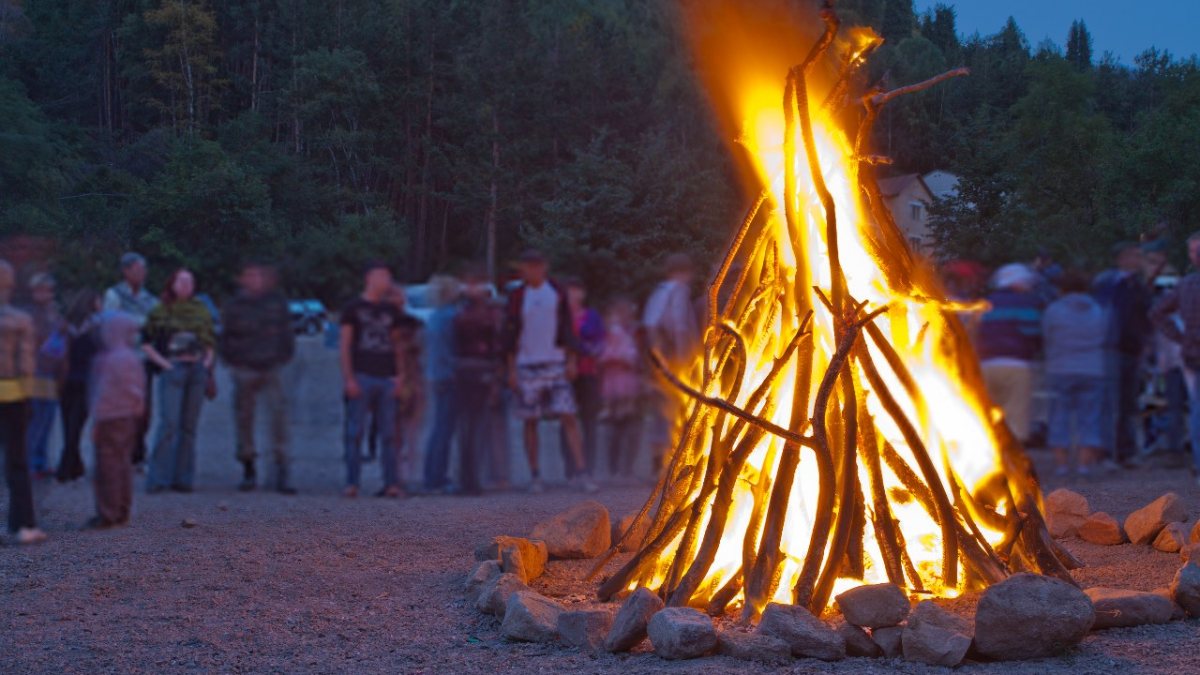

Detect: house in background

[922,170,960,201]
[878,173,935,252]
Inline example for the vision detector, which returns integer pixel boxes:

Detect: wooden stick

[868,67,970,107]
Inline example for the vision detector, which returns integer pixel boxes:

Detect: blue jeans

[423,379,458,490]
[1185,369,1200,471]
[344,374,397,488]
[1046,373,1105,450]
[26,398,58,474]
[147,361,208,491]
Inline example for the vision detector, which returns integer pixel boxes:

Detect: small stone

[1153,587,1188,621]
[1045,488,1090,538]
[464,560,502,603]
[475,572,528,616]
[612,513,651,553]
[1078,512,1127,545]
[835,582,910,628]
[1154,522,1190,553]
[647,607,717,660]
[1124,493,1188,546]
[835,620,882,657]
[716,630,793,666]
[1191,520,1200,544]
[757,602,845,661]
[557,609,614,652]
[1170,562,1200,616]
[872,625,904,658]
[501,546,530,583]
[530,500,611,559]
[1085,587,1174,628]
[973,573,1094,660]
[181,518,197,529]
[474,536,548,580]
[902,601,971,667]
[604,587,664,652]
[501,591,564,643]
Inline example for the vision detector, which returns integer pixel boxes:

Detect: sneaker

[276,484,298,496]
[238,461,256,492]
[16,527,48,545]
[378,485,404,499]
[528,478,545,494]
[580,476,600,494]
[342,485,359,498]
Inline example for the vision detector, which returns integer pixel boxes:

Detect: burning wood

[593,2,1075,619]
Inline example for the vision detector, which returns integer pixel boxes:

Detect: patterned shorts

[515,362,577,420]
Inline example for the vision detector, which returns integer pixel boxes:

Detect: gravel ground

[4,344,1200,673]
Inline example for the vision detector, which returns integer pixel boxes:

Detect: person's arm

[339,322,360,398]
[391,316,406,397]
[102,288,120,312]
[1150,288,1184,343]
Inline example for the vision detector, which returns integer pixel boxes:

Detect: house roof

[877,173,932,200]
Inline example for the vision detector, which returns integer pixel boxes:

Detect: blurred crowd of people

[948,234,1200,481]
[0,248,705,544]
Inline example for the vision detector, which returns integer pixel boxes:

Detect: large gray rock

[501,591,564,643]
[835,583,910,628]
[902,601,971,667]
[1085,587,1174,628]
[604,588,664,652]
[973,573,1094,660]
[1171,562,1200,616]
[474,536,548,580]
[475,572,528,616]
[647,607,717,660]
[1154,522,1190,554]
[835,620,882,657]
[1078,512,1126,545]
[530,500,612,559]
[716,630,793,666]
[756,603,845,662]
[464,559,502,603]
[1124,493,1188,546]
[872,625,904,658]
[557,608,614,652]
[612,512,652,553]
[1045,488,1090,538]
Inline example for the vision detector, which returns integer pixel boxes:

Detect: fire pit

[593,2,1076,619]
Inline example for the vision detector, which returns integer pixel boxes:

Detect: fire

[596,1,1076,618]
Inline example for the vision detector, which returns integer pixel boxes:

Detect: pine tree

[1066,19,1093,70]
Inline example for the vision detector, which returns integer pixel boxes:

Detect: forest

[1,0,1198,301]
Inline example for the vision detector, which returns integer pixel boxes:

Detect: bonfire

[594,1,1079,619]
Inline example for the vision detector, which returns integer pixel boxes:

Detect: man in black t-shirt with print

[340,262,406,498]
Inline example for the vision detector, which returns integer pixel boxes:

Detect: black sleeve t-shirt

[340,298,404,378]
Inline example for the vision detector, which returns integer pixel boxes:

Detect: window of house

[909,201,923,221]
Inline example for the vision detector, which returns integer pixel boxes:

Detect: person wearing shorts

[1043,270,1107,476]
[502,250,597,493]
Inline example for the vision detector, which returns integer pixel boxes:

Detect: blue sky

[913,0,1199,64]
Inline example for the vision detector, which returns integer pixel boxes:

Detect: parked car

[289,299,330,335]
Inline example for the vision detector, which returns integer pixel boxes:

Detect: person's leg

[1075,376,1106,473]
[1116,354,1140,463]
[148,368,183,491]
[374,377,399,491]
[343,375,367,491]
[523,419,540,482]
[1046,375,1070,473]
[422,380,454,490]
[558,380,583,479]
[2,401,37,532]
[1166,367,1187,454]
[26,398,57,474]
[263,369,292,492]
[456,377,484,495]
[1185,368,1200,476]
[173,363,207,490]
[232,368,259,488]
[56,381,85,480]
[578,376,601,475]
[94,419,122,524]
[486,389,512,489]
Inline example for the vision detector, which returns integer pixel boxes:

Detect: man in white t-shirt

[501,250,596,493]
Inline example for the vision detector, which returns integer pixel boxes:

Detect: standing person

[642,253,701,475]
[600,298,643,479]
[453,266,503,496]
[0,260,46,544]
[501,250,596,493]
[56,289,102,482]
[103,252,158,466]
[1093,242,1153,466]
[220,262,297,494]
[142,268,216,494]
[560,278,604,477]
[1151,232,1200,484]
[24,273,67,478]
[339,262,407,498]
[421,275,461,493]
[386,283,424,488]
[977,263,1044,445]
[86,312,146,528]
[1042,271,1108,476]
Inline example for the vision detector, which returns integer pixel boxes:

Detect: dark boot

[275,465,296,495]
[238,461,256,491]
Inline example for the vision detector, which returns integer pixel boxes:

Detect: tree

[1066,19,1092,71]
[139,0,226,134]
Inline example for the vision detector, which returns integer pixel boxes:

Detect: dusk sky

[913,0,1200,64]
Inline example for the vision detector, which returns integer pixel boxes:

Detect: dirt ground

[4,342,1200,673]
